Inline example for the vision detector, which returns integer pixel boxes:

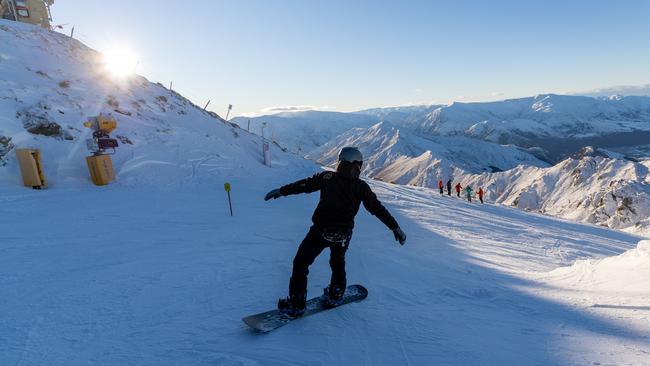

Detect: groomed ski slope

[1,173,648,365]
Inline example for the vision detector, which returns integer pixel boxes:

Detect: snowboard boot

[277,293,306,317]
[322,285,345,308]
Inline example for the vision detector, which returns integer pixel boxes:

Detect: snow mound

[546,240,650,292]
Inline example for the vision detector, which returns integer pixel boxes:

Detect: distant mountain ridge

[236,93,650,163]
[235,98,650,235]
[307,121,547,184]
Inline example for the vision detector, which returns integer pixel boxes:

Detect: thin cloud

[261,105,337,114]
[569,84,650,98]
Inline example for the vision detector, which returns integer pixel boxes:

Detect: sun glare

[102,46,138,79]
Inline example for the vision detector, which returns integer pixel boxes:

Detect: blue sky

[51,0,650,117]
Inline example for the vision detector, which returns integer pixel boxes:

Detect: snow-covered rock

[463,156,650,235]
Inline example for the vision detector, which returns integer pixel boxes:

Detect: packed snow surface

[2,179,649,365]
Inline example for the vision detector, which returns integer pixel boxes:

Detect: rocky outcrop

[19,107,73,140]
[0,135,14,166]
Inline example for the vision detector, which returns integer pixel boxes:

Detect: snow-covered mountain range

[305,122,650,235]
[401,94,650,162]
[574,84,650,98]
[235,94,650,235]
[231,110,378,154]
[307,121,547,183]
[238,94,650,163]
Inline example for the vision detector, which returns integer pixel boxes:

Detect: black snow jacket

[279,167,399,232]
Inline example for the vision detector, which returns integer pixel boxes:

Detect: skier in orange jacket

[478,187,484,204]
[438,180,444,195]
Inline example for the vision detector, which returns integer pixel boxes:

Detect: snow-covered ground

[2,178,649,365]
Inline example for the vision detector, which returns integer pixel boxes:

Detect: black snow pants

[289,226,351,298]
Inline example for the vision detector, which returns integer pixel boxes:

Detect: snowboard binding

[277,293,306,317]
[322,285,345,308]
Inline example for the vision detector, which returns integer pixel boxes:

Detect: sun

[102,46,138,79]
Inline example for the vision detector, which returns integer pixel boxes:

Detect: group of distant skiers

[437,179,484,204]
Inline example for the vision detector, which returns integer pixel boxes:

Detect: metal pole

[70,26,75,38]
[225,104,232,121]
[7,0,18,21]
[247,119,250,132]
[203,100,211,111]
[227,191,233,216]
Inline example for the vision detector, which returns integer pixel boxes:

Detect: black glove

[264,188,282,201]
[393,227,406,245]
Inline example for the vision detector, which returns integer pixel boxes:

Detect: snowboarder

[455,183,462,198]
[438,179,444,195]
[264,147,407,317]
[446,179,452,196]
[464,185,473,202]
[478,187,484,204]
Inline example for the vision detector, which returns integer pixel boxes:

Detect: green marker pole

[224,182,233,216]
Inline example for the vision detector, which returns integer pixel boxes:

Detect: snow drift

[545,240,650,293]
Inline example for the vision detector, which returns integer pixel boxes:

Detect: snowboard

[242,284,368,333]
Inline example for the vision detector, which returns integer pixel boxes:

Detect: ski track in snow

[1,179,648,365]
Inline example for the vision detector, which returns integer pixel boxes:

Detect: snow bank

[547,240,650,292]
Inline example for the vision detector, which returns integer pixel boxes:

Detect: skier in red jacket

[455,183,462,197]
[478,187,484,204]
[438,180,444,195]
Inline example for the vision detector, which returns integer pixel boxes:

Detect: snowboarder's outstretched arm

[361,182,406,245]
[264,173,324,201]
